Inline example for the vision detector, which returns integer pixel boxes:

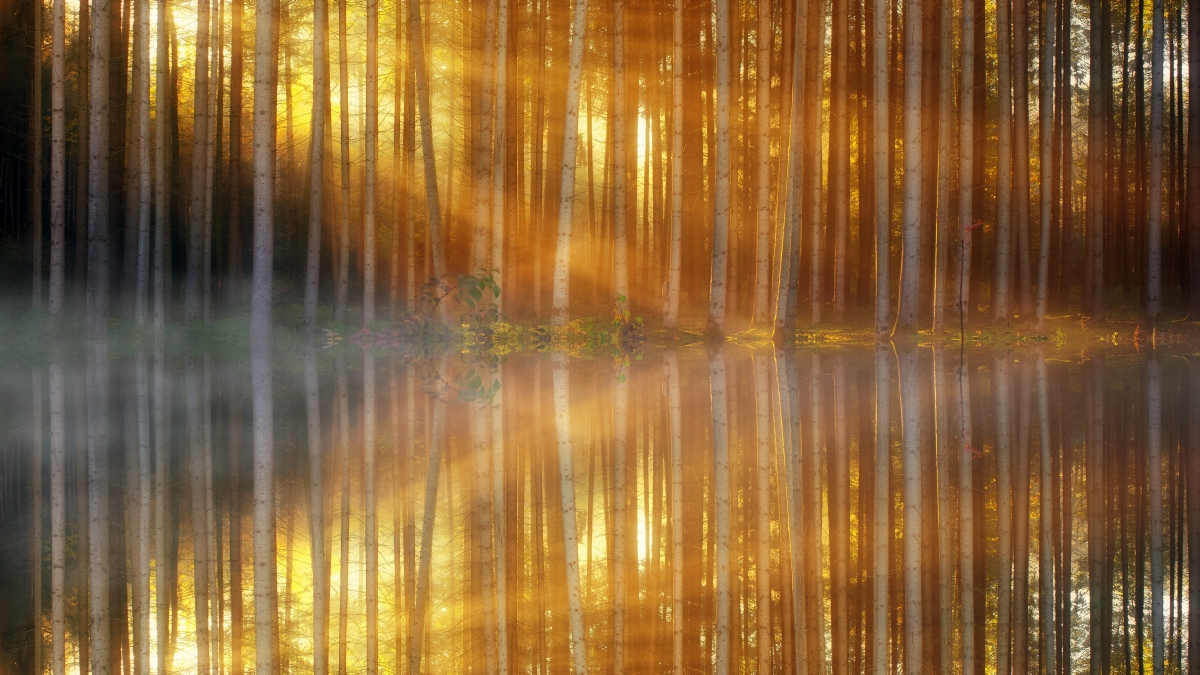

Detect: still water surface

[3,344,1194,675]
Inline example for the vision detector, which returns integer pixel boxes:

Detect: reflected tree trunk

[470,391,497,675]
[1035,354,1055,675]
[665,351,683,675]
[995,356,1013,675]
[365,352,380,675]
[551,352,587,673]
[409,389,446,675]
[613,364,629,674]
[711,347,730,674]
[1149,358,1164,675]
[752,355,772,673]
[897,347,922,674]
[933,347,953,675]
[872,345,890,675]
[957,355,975,675]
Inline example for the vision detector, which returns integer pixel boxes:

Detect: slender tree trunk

[548,0,589,325]
[933,347,953,675]
[707,0,732,333]
[31,0,43,308]
[1147,0,1164,319]
[955,0,976,322]
[1035,0,1055,326]
[409,394,446,675]
[363,351,379,675]
[1086,0,1105,319]
[551,352,587,673]
[303,344,327,675]
[50,358,66,675]
[664,351,683,675]
[1187,0,1200,319]
[1149,358,1165,675]
[74,0,88,309]
[897,346,923,673]
[751,355,771,673]
[956,356,974,675]
[492,0,509,311]
[872,0,889,333]
[48,0,65,317]
[470,394,498,675]
[408,0,446,298]
[471,0,498,282]
[872,345,890,675]
[893,0,923,334]
[613,366,629,674]
[931,0,953,332]
[1035,354,1055,675]
[491,367,508,675]
[829,0,850,323]
[250,0,280,659]
[303,0,327,330]
[664,0,683,327]
[362,0,378,323]
[710,347,731,673]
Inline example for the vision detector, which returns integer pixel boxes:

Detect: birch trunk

[152,0,168,332]
[994,0,1013,323]
[872,0,889,333]
[872,345,890,675]
[613,366,629,674]
[710,347,731,674]
[153,347,168,675]
[613,0,630,312]
[551,352,588,673]
[1149,358,1164,675]
[664,0,683,327]
[752,355,771,673]
[549,0,590,325]
[933,347,953,675]
[708,0,732,334]
[251,0,280,661]
[898,346,923,674]
[132,353,151,675]
[363,0,378,323]
[492,0,509,310]
[1013,0,1032,318]
[132,0,150,325]
[228,0,243,312]
[31,0,42,309]
[1148,0,1165,318]
[665,351,683,675]
[48,0,65,317]
[894,0,923,334]
[1035,0,1056,326]
[829,0,850,322]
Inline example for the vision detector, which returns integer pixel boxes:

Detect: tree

[750,0,771,326]
[551,352,587,673]
[1148,358,1164,675]
[250,0,280,661]
[31,0,43,308]
[707,0,732,334]
[1085,0,1105,319]
[334,0,350,323]
[829,0,850,323]
[709,346,730,674]
[872,0,889,334]
[303,0,327,331]
[663,0,683,327]
[664,350,683,675]
[612,366,629,674]
[893,0,923,334]
[897,346,923,674]
[48,0,65,318]
[408,0,446,295]
[932,0,954,332]
[363,0,378,324]
[871,345,890,675]
[1187,0,1200,320]
[1035,0,1056,326]
[549,0,589,326]
[751,355,771,673]
[1147,0,1164,319]
[471,0,498,283]
[1036,354,1055,675]
[612,0,630,315]
[364,352,379,675]
[304,343,328,675]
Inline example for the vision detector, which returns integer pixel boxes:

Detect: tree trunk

[613,366,629,674]
[334,0,350,323]
[251,0,280,659]
[1012,0,1032,318]
[829,0,849,323]
[751,355,771,673]
[152,0,167,332]
[31,0,43,309]
[750,0,771,326]
[303,0,327,330]
[955,0,976,322]
[707,0,732,334]
[409,393,446,675]
[1187,0,1200,319]
[548,0,589,325]
[872,0,889,333]
[931,0,952,332]
[710,347,731,673]
[492,0,509,312]
[956,355,974,675]
[1149,358,1165,675]
[1035,354,1055,675]
[897,346,923,674]
[664,351,683,675]
[872,345,890,675]
[551,352,587,673]
[1034,0,1055,326]
[471,0,498,282]
[893,0,923,334]
[408,0,446,297]
[1147,0,1164,319]
[1086,0,1105,319]
[48,0,65,317]
[664,0,683,327]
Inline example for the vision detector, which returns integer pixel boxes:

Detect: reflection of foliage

[421,271,502,327]
[419,359,501,405]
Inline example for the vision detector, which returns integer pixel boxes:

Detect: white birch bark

[932,0,954,332]
[550,0,591,325]
[872,0,890,333]
[894,0,924,333]
[133,0,150,325]
[708,0,732,334]
[898,347,922,674]
[613,365,629,674]
[872,345,890,675]
[664,0,683,327]
[551,352,588,673]
[48,0,65,317]
[752,355,772,673]
[665,351,684,675]
[251,0,280,661]
[956,0,977,318]
[711,347,731,674]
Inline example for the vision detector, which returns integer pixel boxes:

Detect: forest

[1,0,1200,671]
